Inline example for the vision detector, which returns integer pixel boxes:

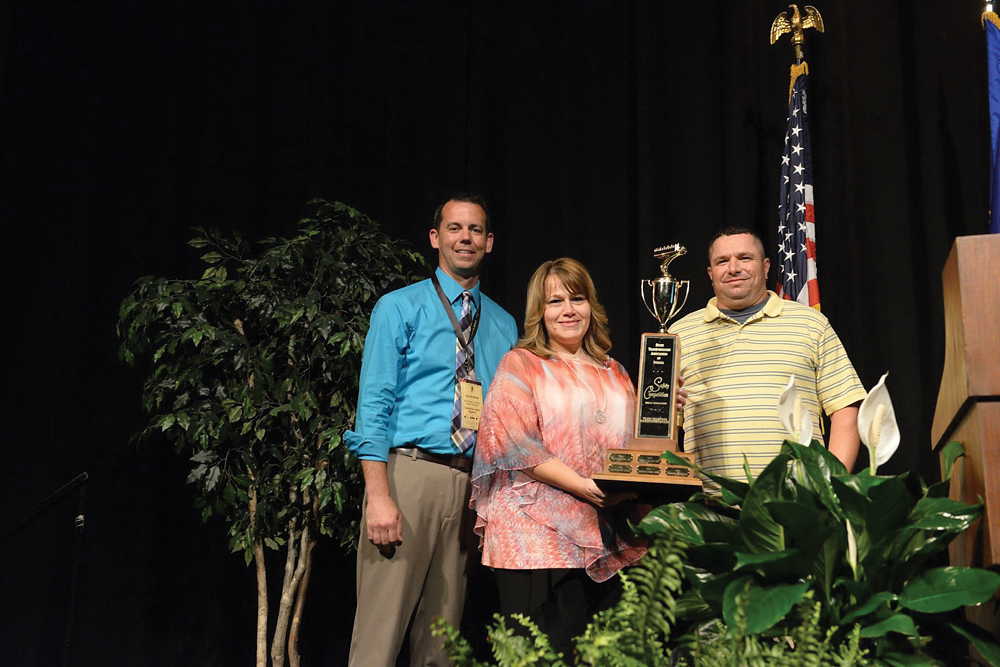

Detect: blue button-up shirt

[345,268,518,462]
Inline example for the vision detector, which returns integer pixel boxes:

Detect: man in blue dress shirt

[346,194,518,666]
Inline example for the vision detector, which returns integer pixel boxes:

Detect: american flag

[776,63,821,310]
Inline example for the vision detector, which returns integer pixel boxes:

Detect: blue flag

[986,13,1000,233]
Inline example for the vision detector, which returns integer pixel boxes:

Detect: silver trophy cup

[641,243,690,333]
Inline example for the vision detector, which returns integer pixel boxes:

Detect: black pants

[493,568,623,660]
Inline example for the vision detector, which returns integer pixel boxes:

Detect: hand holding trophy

[593,244,702,497]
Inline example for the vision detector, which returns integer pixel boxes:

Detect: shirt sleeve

[344,296,409,462]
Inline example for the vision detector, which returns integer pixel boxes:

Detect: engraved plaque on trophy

[594,244,702,498]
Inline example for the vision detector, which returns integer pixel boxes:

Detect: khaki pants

[349,452,474,667]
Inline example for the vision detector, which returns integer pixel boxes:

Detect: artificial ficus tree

[119,200,426,666]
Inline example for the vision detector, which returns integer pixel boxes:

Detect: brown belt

[390,447,473,472]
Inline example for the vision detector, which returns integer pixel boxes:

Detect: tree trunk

[250,487,269,667]
[288,532,316,667]
[271,490,309,667]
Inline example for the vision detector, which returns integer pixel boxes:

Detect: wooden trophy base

[593,437,702,504]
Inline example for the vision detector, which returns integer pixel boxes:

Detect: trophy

[594,244,701,498]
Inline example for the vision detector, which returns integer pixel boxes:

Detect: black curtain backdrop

[1,1,990,665]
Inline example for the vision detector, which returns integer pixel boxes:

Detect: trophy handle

[640,280,658,321]
[666,281,690,323]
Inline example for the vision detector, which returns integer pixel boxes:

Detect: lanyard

[430,273,481,353]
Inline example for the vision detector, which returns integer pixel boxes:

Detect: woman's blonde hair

[516,257,612,362]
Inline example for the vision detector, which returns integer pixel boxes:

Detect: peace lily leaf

[674,589,714,621]
[857,372,900,473]
[840,591,897,625]
[663,450,750,500]
[836,472,891,497]
[688,544,738,573]
[777,375,813,446]
[740,455,791,554]
[766,500,823,541]
[780,441,844,518]
[638,502,737,544]
[863,477,911,553]
[858,611,919,638]
[947,621,1000,666]
[722,577,811,636]
[733,549,806,579]
[830,477,868,525]
[939,441,965,482]
[799,522,840,604]
[907,496,981,532]
[876,650,943,666]
[898,566,1000,613]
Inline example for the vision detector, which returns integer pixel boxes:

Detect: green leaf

[317,487,332,510]
[663,450,749,500]
[733,549,805,578]
[190,450,217,464]
[722,577,810,636]
[201,251,223,264]
[907,496,981,532]
[780,441,845,519]
[876,651,942,666]
[840,591,897,625]
[740,455,791,554]
[947,621,1000,666]
[172,301,183,318]
[159,414,176,431]
[858,612,918,638]
[898,566,1000,613]
[940,441,964,481]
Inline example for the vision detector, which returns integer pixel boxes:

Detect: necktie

[451,291,476,452]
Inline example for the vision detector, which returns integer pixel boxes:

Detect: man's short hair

[431,194,491,234]
[707,226,766,262]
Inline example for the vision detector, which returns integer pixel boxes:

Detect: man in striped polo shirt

[669,227,866,490]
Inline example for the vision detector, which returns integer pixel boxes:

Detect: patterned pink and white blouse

[471,348,646,582]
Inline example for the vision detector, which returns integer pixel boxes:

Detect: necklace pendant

[594,409,606,424]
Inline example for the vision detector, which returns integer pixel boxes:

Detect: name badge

[460,379,483,430]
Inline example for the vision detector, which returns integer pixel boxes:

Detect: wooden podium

[931,234,1000,639]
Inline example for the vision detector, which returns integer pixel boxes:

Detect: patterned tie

[451,291,476,452]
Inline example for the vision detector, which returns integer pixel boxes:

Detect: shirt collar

[434,267,481,309]
[704,290,783,322]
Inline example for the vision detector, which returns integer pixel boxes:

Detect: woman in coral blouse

[471,257,645,656]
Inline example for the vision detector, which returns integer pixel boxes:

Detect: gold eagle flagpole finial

[770,4,825,63]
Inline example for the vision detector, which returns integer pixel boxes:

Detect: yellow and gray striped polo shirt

[668,291,865,490]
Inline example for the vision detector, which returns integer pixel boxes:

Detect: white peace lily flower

[846,519,859,579]
[778,375,814,446]
[857,372,899,474]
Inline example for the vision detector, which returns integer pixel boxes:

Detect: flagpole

[771,4,825,311]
